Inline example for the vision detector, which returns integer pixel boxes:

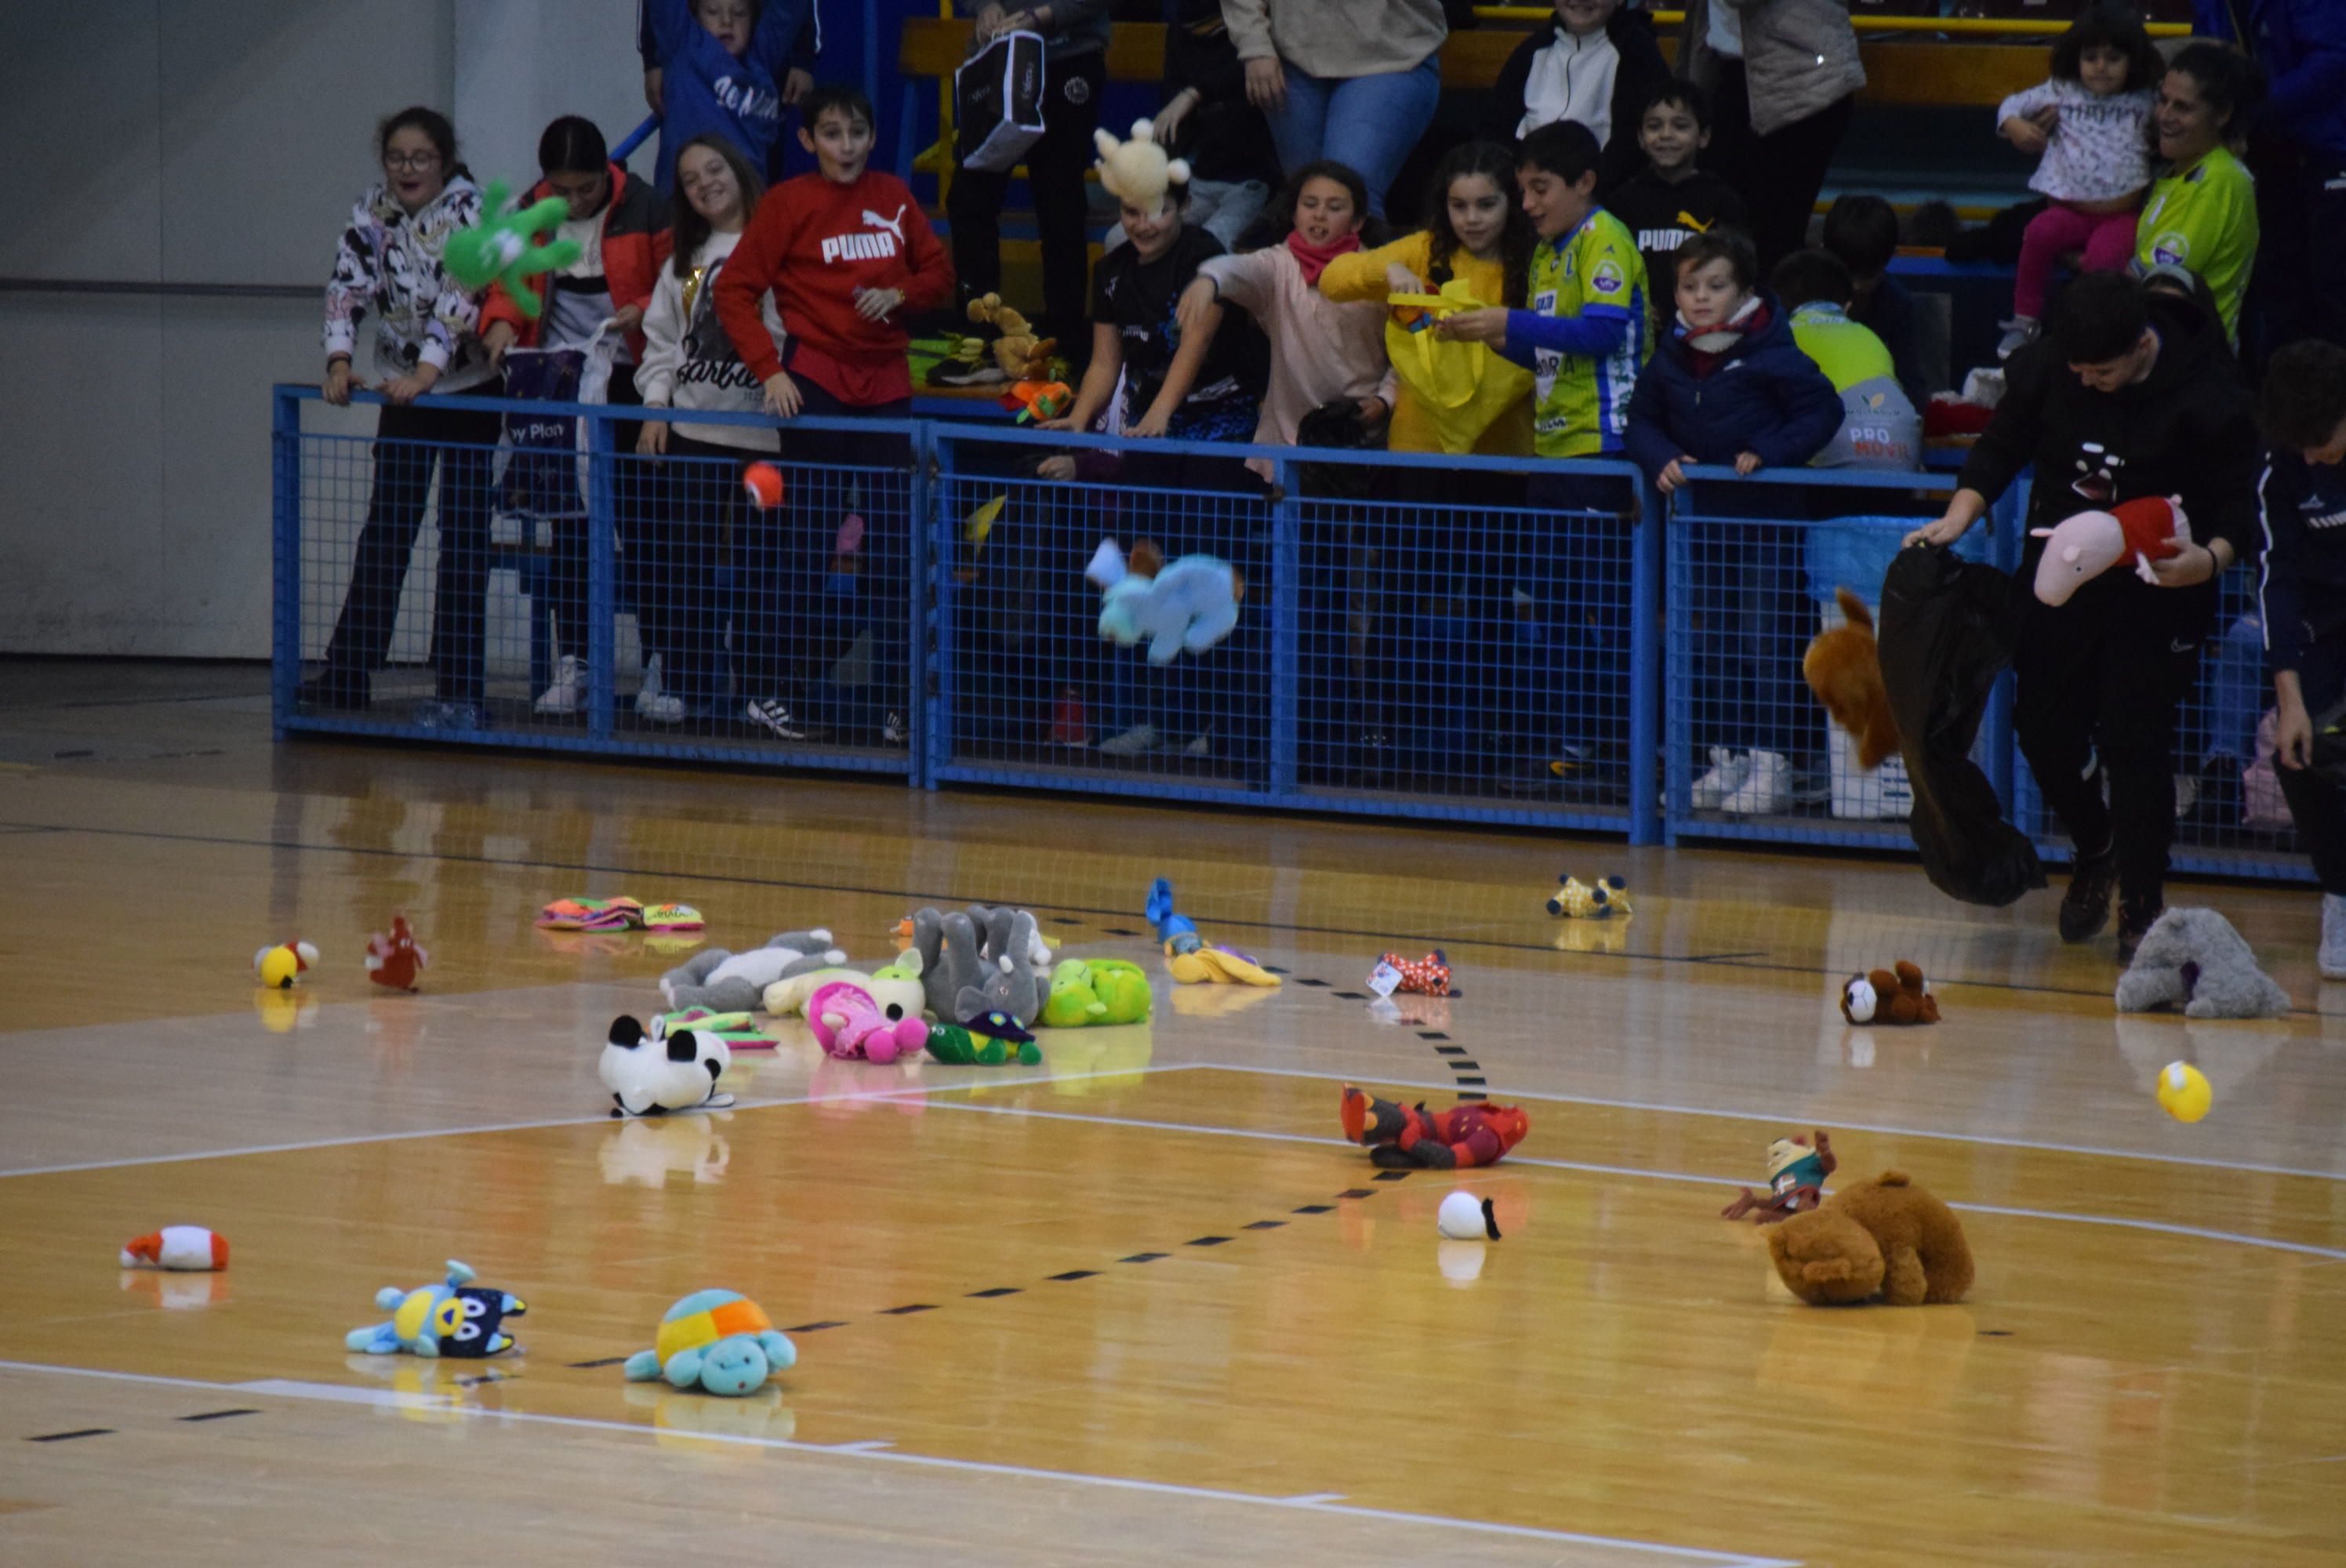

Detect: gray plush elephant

[909,905,1046,1025]
[660,928,845,1012]
[2114,909,2291,1019]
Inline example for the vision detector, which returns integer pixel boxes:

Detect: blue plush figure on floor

[347,1259,525,1358]
[625,1289,797,1396]
[1086,539,1242,664]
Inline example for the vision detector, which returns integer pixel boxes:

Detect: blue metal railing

[271,384,2313,882]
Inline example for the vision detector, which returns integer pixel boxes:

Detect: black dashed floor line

[27,1428,112,1443]
[1048,1269,1101,1282]
[1121,1251,1169,1263]
[177,1408,261,1422]
[967,1287,1022,1298]
[786,1320,849,1334]
[878,1303,938,1316]
[568,1356,630,1369]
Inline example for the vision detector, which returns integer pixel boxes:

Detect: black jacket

[2257,448,2346,677]
[1876,546,2047,907]
[1484,7,1672,194]
[1957,289,2261,613]
[1164,0,1280,187]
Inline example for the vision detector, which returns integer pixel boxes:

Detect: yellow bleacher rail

[1473,7,2190,36]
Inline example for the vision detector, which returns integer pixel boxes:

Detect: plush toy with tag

[1380,950,1455,997]
[1093,118,1191,218]
[1086,539,1243,664]
[1840,961,1939,1025]
[2030,495,2190,606]
[1720,1131,1836,1223]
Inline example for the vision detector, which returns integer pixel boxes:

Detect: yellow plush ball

[2156,1061,2212,1124]
[256,946,300,990]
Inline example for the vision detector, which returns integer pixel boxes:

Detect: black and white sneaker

[881,710,909,746]
[744,697,809,741]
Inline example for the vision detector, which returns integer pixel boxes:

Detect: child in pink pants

[1992,5,2163,359]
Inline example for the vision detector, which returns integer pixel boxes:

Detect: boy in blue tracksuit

[638,0,821,190]
[1625,227,1843,814]
[2257,341,2346,974]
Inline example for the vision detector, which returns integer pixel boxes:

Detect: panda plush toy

[601,1015,735,1117]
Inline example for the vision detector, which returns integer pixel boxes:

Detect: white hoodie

[323,176,495,391]
[636,230,786,452]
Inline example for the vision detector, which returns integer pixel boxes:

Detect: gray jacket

[1680,0,1865,137]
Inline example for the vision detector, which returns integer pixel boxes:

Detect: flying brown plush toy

[1840,960,1938,1025]
[1803,588,1900,771]
[1766,1170,1973,1306]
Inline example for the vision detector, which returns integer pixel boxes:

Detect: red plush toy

[365,915,429,992]
[1341,1086,1527,1169]
[1378,950,1456,996]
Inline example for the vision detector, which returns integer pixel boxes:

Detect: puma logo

[862,205,906,245]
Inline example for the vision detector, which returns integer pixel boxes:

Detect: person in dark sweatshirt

[1624,227,1843,815]
[1484,0,1672,196]
[948,0,1113,359]
[637,0,822,189]
[1905,271,2261,960]
[1605,79,1749,332]
[2256,339,2346,975]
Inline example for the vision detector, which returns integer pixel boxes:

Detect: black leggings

[947,49,1108,352]
[321,387,505,704]
[635,430,748,708]
[2276,636,2346,894]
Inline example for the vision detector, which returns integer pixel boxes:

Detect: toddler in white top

[1992,5,2163,358]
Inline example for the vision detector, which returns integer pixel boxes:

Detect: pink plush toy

[2031,495,2190,606]
[808,981,929,1065]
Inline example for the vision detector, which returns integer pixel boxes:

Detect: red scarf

[1285,230,1363,287]
[1680,297,1770,379]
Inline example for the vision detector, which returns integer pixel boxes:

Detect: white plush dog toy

[1093,118,1190,216]
[2113,908,2290,1019]
[1085,539,1241,664]
[601,1014,735,1117]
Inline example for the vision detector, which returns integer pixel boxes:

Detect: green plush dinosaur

[1039,957,1153,1027]
[924,1018,1041,1067]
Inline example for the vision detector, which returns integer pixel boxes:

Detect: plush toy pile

[966,293,1055,382]
[2114,909,2291,1019]
[1766,1171,1973,1306]
[1341,1087,1528,1169]
[1720,1132,1836,1223]
[1149,879,1280,986]
[1840,961,1940,1025]
[1547,874,1631,919]
[906,905,1053,1025]
[626,1289,797,1396]
[601,1015,735,1117]
[539,897,703,932]
[347,1259,526,1357]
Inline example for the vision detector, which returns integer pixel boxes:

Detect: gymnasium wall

[0,0,644,659]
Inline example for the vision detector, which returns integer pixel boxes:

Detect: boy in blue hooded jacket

[1625,227,1843,814]
[639,0,821,191]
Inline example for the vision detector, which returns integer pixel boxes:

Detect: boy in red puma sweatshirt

[711,84,952,747]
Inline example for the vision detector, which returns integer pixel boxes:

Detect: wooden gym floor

[0,659,2341,1566]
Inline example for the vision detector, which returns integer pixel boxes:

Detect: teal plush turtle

[623,1289,797,1396]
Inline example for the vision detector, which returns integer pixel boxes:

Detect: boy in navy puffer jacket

[1625,228,1843,814]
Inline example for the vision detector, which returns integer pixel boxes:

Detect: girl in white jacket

[635,135,789,728]
[1993,5,2163,358]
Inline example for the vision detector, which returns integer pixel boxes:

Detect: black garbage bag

[1876,544,2047,906]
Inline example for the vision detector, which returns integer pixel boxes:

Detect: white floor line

[1195,1061,2346,1185]
[0,1062,1213,1179]
[913,1098,2346,1262]
[0,1359,1798,1568]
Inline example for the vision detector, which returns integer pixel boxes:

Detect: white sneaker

[1722,750,1791,815]
[636,692,685,725]
[534,654,583,715]
[637,653,664,699]
[1691,746,1749,810]
[1097,723,1162,757]
[2322,894,2346,982]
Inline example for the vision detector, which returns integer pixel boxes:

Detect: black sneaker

[296,674,368,711]
[2058,845,2118,942]
[744,697,809,741]
[2116,895,2164,963]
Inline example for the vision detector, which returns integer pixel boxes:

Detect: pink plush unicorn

[807,981,929,1065]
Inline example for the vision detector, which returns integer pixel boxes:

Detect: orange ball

[742,462,784,510]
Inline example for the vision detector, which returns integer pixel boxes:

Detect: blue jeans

[1266,54,1441,220]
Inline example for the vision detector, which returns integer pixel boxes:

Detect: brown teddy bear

[1840,960,1938,1025]
[1766,1170,1973,1306]
[965,293,1056,382]
[1803,587,1900,771]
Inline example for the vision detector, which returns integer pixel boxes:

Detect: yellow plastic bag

[1383,281,1534,456]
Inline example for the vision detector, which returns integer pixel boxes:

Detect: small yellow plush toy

[965,293,1055,381]
[1093,118,1190,218]
[1547,874,1630,919]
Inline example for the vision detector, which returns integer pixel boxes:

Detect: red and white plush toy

[1379,950,1456,997]
[121,1225,230,1271]
[365,915,429,992]
[2031,495,2190,606]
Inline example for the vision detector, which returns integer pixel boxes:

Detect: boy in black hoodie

[2257,340,2346,978]
[1905,272,2261,960]
[1604,80,1748,332]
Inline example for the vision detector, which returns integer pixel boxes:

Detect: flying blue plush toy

[347,1259,526,1358]
[1084,538,1241,663]
[624,1289,797,1396]
[443,181,581,321]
